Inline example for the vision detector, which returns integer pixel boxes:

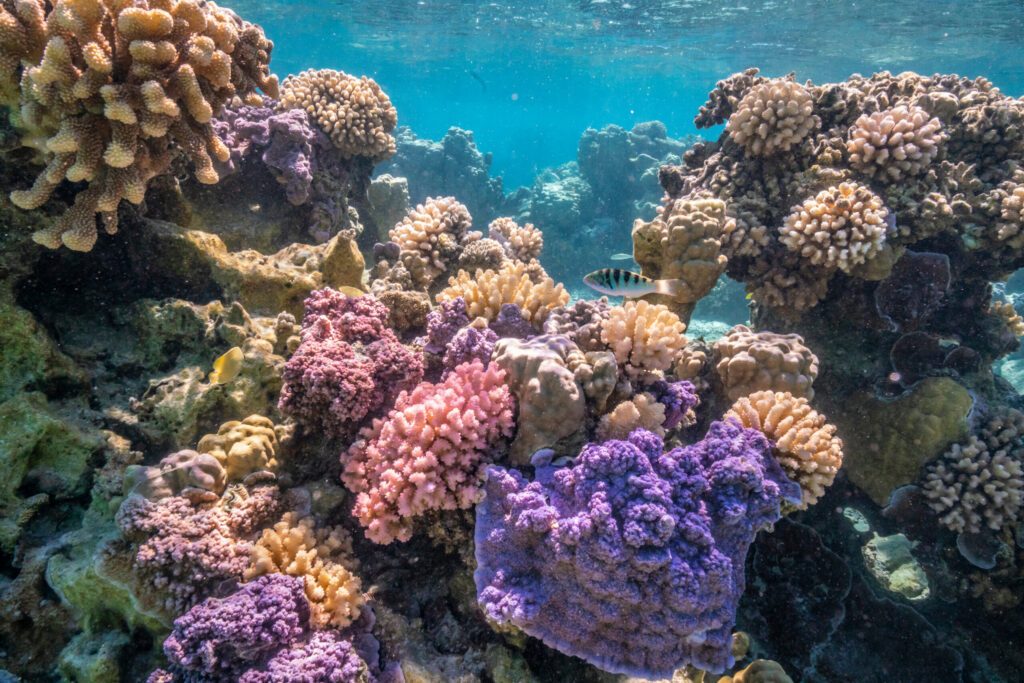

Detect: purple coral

[490,303,536,340]
[649,379,700,430]
[443,326,498,375]
[474,422,800,677]
[243,631,371,683]
[419,297,471,356]
[279,290,423,437]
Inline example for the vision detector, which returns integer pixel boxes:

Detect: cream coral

[488,216,544,262]
[438,261,569,327]
[725,391,843,508]
[600,300,687,376]
[713,325,818,401]
[725,79,818,156]
[389,196,474,285]
[847,105,946,180]
[597,393,666,441]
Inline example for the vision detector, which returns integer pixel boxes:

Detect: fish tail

[654,279,683,297]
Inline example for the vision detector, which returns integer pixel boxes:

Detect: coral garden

[0,3,1023,682]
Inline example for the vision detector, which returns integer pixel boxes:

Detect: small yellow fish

[209,346,243,384]
[745,292,753,300]
[337,286,366,297]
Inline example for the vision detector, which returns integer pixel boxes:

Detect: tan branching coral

[244,512,363,628]
[725,391,843,508]
[631,196,729,322]
[597,393,666,441]
[713,325,818,401]
[0,0,45,106]
[6,0,279,251]
[991,181,1024,252]
[389,197,474,284]
[847,105,946,181]
[439,261,569,327]
[279,68,396,160]
[725,79,818,156]
[488,217,543,262]
[922,409,1024,535]
[780,182,889,273]
[992,300,1024,337]
[196,414,278,482]
[601,300,687,376]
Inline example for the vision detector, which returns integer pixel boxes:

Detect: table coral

[244,512,363,628]
[922,408,1024,534]
[600,299,687,377]
[712,325,818,401]
[474,424,800,678]
[725,79,818,156]
[279,68,397,161]
[847,105,946,181]
[342,359,515,544]
[439,260,569,327]
[725,391,843,508]
[5,0,278,251]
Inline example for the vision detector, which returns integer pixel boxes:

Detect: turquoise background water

[232,0,1024,188]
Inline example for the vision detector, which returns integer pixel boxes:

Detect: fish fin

[653,279,683,297]
[208,371,220,384]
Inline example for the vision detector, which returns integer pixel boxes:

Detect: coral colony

[1,1,1024,681]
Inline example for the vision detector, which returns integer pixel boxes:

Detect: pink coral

[116,484,280,616]
[342,360,516,544]
[301,289,392,344]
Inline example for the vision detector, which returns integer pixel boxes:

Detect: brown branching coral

[438,260,568,327]
[279,68,397,161]
[713,325,818,401]
[5,0,279,251]
[847,105,946,180]
[725,79,819,156]
[779,181,890,273]
[725,391,843,508]
[388,196,475,286]
[991,300,1024,337]
[244,512,364,628]
[488,216,543,262]
[601,299,687,377]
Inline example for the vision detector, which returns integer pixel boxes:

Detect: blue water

[233,0,1024,187]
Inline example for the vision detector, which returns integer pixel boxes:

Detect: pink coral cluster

[279,289,423,436]
[342,360,516,544]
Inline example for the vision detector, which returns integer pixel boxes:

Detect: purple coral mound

[650,379,700,430]
[246,631,371,683]
[279,289,423,437]
[443,326,498,375]
[419,297,471,355]
[474,422,800,677]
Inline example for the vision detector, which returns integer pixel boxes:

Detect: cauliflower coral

[847,105,946,180]
[600,300,687,376]
[725,79,818,156]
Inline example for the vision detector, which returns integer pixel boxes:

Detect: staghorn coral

[596,392,666,441]
[244,512,363,628]
[847,105,946,181]
[389,196,475,286]
[7,0,278,251]
[278,68,396,160]
[438,260,569,327]
[713,325,818,401]
[779,182,890,273]
[725,79,818,156]
[196,414,278,482]
[342,359,515,544]
[488,216,543,262]
[725,391,843,508]
[922,409,1024,535]
[601,299,687,377]
[492,334,588,463]
[631,196,729,322]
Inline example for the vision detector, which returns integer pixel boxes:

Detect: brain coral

[725,79,818,156]
[474,424,800,677]
[713,325,818,401]
[342,359,515,544]
[922,408,1024,535]
[725,391,843,508]
[600,299,687,376]
[488,216,544,262]
[439,260,569,327]
[847,105,946,180]
[244,512,363,628]
[780,182,890,273]
[196,414,278,482]
[6,0,278,251]
[279,68,397,160]
[389,196,474,284]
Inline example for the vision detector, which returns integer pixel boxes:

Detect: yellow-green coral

[196,414,278,482]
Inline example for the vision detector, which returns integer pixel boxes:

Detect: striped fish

[583,268,681,298]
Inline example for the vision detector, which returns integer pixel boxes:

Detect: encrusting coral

[713,325,818,401]
[600,299,687,377]
[725,78,818,156]
[725,391,843,508]
[922,408,1024,535]
[4,0,279,251]
[278,68,397,160]
[438,260,569,327]
[244,512,364,628]
[847,105,946,181]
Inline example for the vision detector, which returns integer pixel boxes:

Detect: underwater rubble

[0,2,1023,682]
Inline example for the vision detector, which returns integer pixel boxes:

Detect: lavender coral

[343,359,515,544]
[474,423,800,677]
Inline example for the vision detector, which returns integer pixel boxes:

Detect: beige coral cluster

[600,300,687,377]
[847,105,946,180]
[389,196,475,285]
[439,260,569,327]
[780,182,890,273]
[992,182,1024,251]
[5,0,278,251]
[279,68,397,160]
[196,414,279,482]
[631,196,729,323]
[597,393,666,441]
[725,391,843,508]
[713,325,818,401]
[922,409,1024,535]
[991,300,1024,337]
[245,512,364,628]
[488,216,544,262]
[725,79,818,156]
